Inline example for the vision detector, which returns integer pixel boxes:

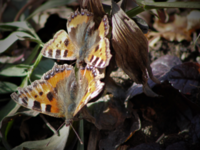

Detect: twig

[156,133,165,143]
[0,0,10,22]
[14,0,35,21]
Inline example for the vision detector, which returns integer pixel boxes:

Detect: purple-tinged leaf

[162,62,200,95]
[127,55,182,98]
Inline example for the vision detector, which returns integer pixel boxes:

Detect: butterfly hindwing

[85,15,111,68]
[41,30,76,60]
[98,15,109,38]
[11,80,63,118]
[73,65,104,116]
[85,38,111,68]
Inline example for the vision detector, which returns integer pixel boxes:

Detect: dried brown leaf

[94,96,128,130]
[99,110,141,150]
[80,0,105,18]
[151,10,200,42]
[187,10,200,32]
[105,76,126,99]
[87,126,100,150]
[111,0,160,97]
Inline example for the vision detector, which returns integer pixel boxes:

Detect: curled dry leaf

[105,76,127,99]
[149,10,200,44]
[87,94,141,148]
[99,109,141,150]
[89,95,128,130]
[87,126,100,150]
[187,10,200,32]
[127,55,200,98]
[165,62,200,95]
[80,0,105,18]
[111,0,160,97]
[79,106,101,129]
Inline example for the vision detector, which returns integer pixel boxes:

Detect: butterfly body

[11,64,104,124]
[41,9,112,68]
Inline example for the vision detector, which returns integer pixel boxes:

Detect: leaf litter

[0,0,200,150]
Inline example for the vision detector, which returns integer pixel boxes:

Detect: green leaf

[11,122,69,150]
[0,21,31,31]
[0,31,34,53]
[24,44,41,64]
[0,110,40,149]
[19,75,29,88]
[0,64,31,77]
[137,1,200,9]
[0,82,17,94]
[127,1,200,17]
[32,59,55,80]
[22,37,43,45]
[126,6,144,17]
[4,119,14,141]
[0,100,19,123]
[32,53,43,70]
[0,98,11,102]
[27,0,75,20]
[77,119,84,150]
[0,54,24,64]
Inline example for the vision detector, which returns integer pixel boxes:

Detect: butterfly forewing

[11,64,75,118]
[41,30,76,60]
[73,66,104,116]
[42,63,73,88]
[67,9,94,33]
[11,80,64,118]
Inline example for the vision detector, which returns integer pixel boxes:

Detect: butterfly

[11,63,104,124]
[41,9,112,68]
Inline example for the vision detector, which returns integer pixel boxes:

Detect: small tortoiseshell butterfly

[41,9,112,68]
[11,63,104,124]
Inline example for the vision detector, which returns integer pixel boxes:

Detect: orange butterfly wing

[86,38,111,68]
[41,9,112,69]
[67,9,94,33]
[41,30,76,60]
[98,15,110,39]
[85,15,112,68]
[11,80,62,117]
[11,64,73,118]
[42,63,73,88]
[73,66,104,116]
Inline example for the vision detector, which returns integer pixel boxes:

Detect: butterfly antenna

[46,121,66,146]
[70,61,76,66]
[70,122,83,145]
